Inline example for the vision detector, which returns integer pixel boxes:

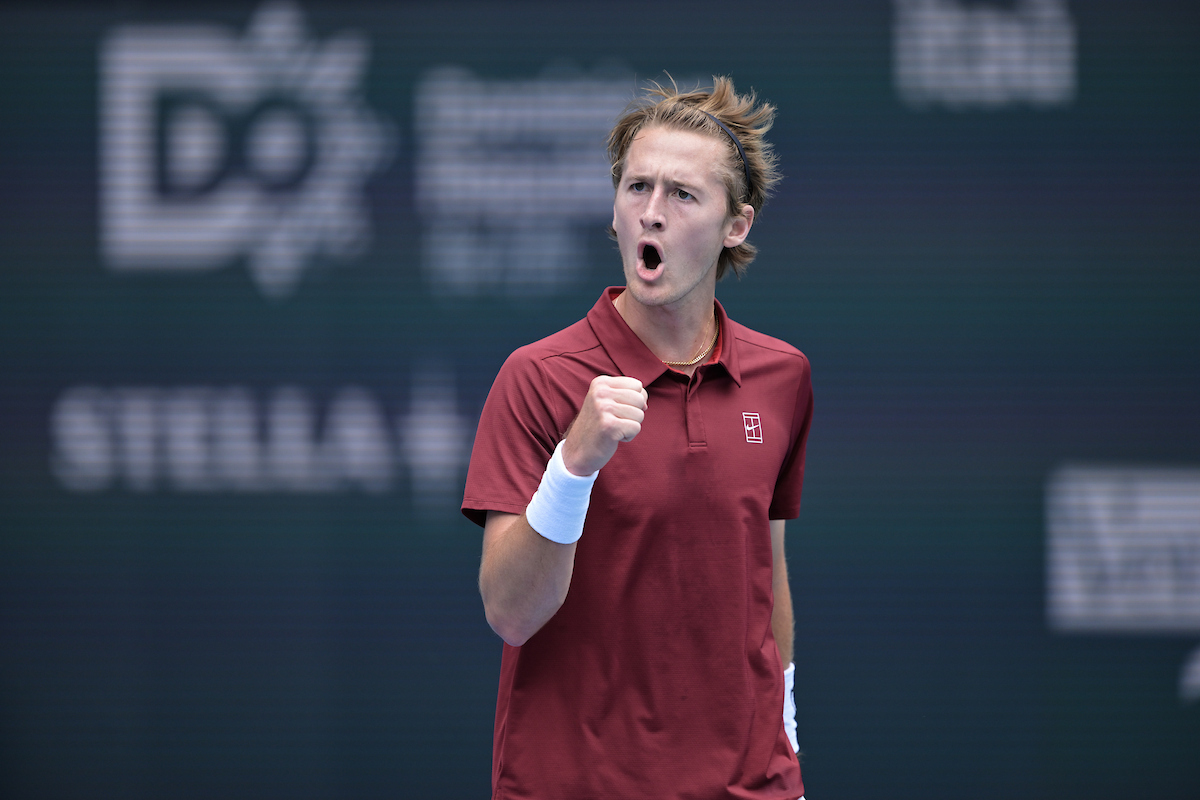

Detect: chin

[627,284,678,309]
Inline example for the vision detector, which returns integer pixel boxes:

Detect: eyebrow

[624,171,702,193]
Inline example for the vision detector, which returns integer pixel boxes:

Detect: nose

[641,187,666,229]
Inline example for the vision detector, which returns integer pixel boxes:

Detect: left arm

[771,518,801,754]
[770,519,793,665]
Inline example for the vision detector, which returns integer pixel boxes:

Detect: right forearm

[479,511,577,646]
[479,375,647,646]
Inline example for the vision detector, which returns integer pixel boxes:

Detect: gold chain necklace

[662,316,719,367]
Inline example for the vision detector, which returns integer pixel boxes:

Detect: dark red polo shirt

[464,287,812,800]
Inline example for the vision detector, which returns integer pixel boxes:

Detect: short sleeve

[768,355,813,520]
[461,348,562,527]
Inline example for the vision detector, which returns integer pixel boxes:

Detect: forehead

[623,125,728,186]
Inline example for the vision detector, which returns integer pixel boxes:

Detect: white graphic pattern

[743,412,763,444]
[50,376,471,500]
[1046,464,1200,701]
[99,1,394,299]
[414,67,632,296]
[893,0,1076,109]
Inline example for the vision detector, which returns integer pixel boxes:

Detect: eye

[630,181,646,192]
[675,189,693,200]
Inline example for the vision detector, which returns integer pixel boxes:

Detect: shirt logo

[743,412,763,443]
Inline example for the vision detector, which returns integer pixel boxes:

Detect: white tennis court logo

[743,413,763,443]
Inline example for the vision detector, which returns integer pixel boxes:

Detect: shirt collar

[586,287,743,388]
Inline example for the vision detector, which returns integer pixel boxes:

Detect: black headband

[701,111,752,202]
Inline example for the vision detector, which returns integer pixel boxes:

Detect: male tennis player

[463,76,812,799]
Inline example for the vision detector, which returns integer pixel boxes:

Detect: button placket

[685,369,707,449]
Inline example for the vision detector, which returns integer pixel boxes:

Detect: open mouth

[642,244,662,270]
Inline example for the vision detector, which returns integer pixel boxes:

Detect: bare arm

[770,519,794,665]
[480,511,578,646]
[478,375,647,647]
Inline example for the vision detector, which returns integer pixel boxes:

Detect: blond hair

[607,76,781,280]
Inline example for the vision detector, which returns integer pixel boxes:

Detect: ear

[723,203,755,249]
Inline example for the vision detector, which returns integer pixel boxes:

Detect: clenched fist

[561,375,648,477]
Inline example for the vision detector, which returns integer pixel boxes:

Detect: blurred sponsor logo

[1046,465,1200,700]
[894,0,1076,109]
[415,67,631,296]
[99,1,394,299]
[50,373,468,505]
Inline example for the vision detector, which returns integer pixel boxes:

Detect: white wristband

[783,661,799,753]
[525,441,598,545]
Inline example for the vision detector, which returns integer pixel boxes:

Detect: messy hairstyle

[607,75,781,280]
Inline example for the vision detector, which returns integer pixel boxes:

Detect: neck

[614,289,717,370]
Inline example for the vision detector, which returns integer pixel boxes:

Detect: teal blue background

[2,2,1198,797]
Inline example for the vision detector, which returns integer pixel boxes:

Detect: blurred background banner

[1,1,1197,797]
